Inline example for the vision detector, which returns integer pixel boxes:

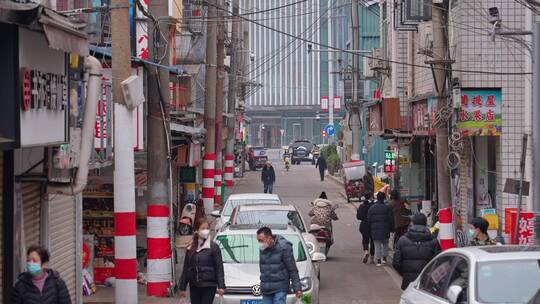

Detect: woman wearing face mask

[179,219,225,304]
[13,245,71,304]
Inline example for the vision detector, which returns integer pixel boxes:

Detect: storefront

[457,89,501,232]
[0,3,90,302]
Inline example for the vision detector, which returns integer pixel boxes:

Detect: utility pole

[110,0,137,301]
[533,22,540,214]
[215,0,225,207]
[350,0,361,160]
[203,0,218,214]
[328,0,334,144]
[146,0,173,296]
[225,0,240,188]
[430,2,452,210]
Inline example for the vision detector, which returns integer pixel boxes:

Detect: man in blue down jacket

[257,227,302,304]
[393,213,440,290]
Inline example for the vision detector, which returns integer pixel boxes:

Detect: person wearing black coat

[356,193,375,264]
[13,245,71,304]
[393,213,441,290]
[179,220,225,304]
[367,191,394,266]
[315,156,327,181]
[261,162,276,193]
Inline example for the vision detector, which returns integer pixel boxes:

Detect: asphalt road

[228,149,403,304]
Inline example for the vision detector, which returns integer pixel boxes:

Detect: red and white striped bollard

[224,154,234,187]
[202,153,215,214]
[438,207,455,251]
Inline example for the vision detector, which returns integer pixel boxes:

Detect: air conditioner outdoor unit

[371,48,388,70]
[363,57,375,78]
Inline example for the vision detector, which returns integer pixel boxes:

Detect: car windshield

[222,199,280,216]
[234,210,306,232]
[476,259,540,303]
[215,234,307,263]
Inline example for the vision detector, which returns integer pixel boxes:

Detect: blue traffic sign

[324,124,335,136]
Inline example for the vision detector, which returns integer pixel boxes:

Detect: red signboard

[510,211,535,245]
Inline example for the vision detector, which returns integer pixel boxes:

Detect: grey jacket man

[259,235,302,295]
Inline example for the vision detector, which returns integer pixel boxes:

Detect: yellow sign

[483,214,499,230]
[399,155,411,166]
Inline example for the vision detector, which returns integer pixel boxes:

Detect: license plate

[240,300,263,304]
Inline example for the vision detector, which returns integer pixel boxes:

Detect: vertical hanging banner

[457,89,502,136]
[320,96,329,111]
[510,212,536,245]
[135,0,149,60]
[334,96,341,110]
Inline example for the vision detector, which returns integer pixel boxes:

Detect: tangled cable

[447,130,464,170]
[433,104,453,128]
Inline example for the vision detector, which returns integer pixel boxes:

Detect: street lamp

[489,6,532,48]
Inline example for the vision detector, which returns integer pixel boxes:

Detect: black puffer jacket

[259,235,301,294]
[261,166,276,184]
[12,269,71,304]
[393,225,441,290]
[179,238,226,290]
[367,200,394,240]
[356,199,374,234]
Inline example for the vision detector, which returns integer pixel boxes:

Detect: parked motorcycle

[178,201,197,235]
[308,224,333,255]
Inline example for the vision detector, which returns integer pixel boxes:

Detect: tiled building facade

[374,0,533,242]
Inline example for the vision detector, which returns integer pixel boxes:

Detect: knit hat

[412,213,427,226]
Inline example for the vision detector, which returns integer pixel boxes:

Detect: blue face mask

[468,229,477,240]
[26,262,41,276]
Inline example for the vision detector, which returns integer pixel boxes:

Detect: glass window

[419,256,453,298]
[234,210,306,232]
[448,256,469,303]
[476,260,540,303]
[222,199,281,216]
[215,234,307,264]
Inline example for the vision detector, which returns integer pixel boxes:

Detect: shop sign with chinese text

[384,150,397,173]
[510,211,535,245]
[457,89,502,136]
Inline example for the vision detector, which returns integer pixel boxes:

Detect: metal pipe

[48,56,101,195]
[514,134,528,244]
[532,23,540,213]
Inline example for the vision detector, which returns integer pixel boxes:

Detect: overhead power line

[207,2,530,75]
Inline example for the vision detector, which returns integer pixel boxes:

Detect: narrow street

[229,150,402,304]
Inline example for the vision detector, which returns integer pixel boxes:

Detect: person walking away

[261,162,276,193]
[315,155,327,181]
[468,217,498,246]
[363,167,375,196]
[367,191,394,266]
[393,213,441,290]
[388,190,411,248]
[248,148,256,171]
[12,245,71,304]
[257,227,302,304]
[357,192,375,264]
[179,220,225,304]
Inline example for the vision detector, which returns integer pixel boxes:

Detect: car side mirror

[312,252,326,262]
[446,285,463,304]
[210,210,221,218]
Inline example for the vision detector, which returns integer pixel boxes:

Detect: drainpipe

[48,56,102,195]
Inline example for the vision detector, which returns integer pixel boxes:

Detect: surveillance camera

[488,7,501,25]
[250,52,255,62]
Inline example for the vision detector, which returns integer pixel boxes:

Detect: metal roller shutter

[22,182,41,249]
[0,152,3,304]
[48,194,76,302]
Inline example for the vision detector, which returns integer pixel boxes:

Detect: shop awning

[170,123,206,136]
[0,2,89,55]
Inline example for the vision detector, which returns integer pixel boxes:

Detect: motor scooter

[308,224,332,255]
[178,201,196,235]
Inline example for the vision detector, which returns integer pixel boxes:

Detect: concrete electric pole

[430,2,452,210]
[110,0,137,301]
[328,0,334,144]
[350,0,361,160]
[215,0,226,206]
[146,0,173,297]
[203,0,218,214]
[225,0,240,188]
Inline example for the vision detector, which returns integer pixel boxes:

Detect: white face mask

[259,241,269,251]
[198,229,210,240]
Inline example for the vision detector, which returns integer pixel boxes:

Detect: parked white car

[400,246,540,304]
[227,204,319,257]
[213,224,325,304]
[211,193,281,231]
